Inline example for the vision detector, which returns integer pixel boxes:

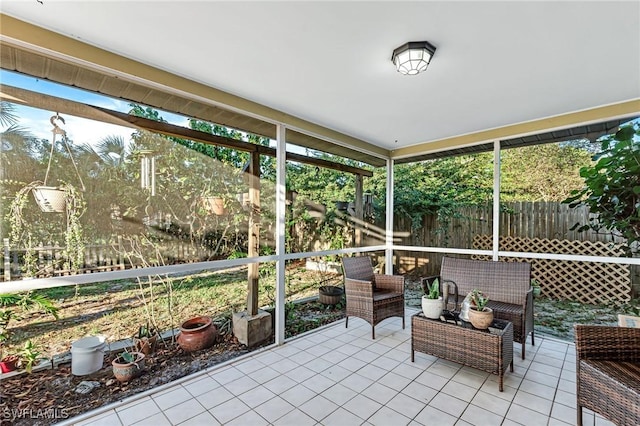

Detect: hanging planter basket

[32,186,66,213]
[29,114,84,214]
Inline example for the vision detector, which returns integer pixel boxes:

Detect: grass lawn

[3,260,342,357]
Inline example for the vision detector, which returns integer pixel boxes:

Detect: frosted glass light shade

[391,41,437,75]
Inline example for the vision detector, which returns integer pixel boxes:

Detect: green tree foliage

[564,124,640,255]
[501,143,593,201]
[286,152,360,205]
[369,154,494,240]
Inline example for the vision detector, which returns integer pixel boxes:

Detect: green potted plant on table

[421,278,444,319]
[468,289,493,329]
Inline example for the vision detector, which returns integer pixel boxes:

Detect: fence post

[117,235,125,270]
[3,238,10,281]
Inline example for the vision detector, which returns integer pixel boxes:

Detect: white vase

[421,296,443,319]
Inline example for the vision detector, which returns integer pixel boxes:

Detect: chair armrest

[344,278,375,299]
[524,287,533,308]
[373,274,404,293]
[575,324,640,362]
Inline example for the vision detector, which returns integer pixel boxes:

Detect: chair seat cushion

[373,290,403,302]
[581,360,640,395]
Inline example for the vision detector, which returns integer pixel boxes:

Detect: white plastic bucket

[71,336,106,376]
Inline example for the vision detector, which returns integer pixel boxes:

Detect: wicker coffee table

[411,312,514,391]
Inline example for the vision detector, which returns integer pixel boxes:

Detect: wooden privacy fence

[0,237,218,281]
[396,202,627,249]
[2,238,124,281]
[472,235,631,304]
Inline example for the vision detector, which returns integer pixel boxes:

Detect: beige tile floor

[63,309,616,426]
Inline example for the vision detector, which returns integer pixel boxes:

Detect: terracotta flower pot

[468,307,494,330]
[133,335,158,356]
[112,352,145,382]
[0,355,19,373]
[177,316,218,353]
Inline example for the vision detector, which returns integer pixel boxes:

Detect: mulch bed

[0,333,256,426]
[0,301,345,426]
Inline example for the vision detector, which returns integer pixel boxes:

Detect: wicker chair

[575,324,640,426]
[341,256,405,339]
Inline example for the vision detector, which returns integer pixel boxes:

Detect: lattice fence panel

[472,235,631,304]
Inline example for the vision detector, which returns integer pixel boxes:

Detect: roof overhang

[1,12,638,167]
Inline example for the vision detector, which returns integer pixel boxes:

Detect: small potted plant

[531,279,541,298]
[112,350,145,382]
[468,289,493,329]
[421,278,443,319]
[0,354,19,373]
[133,324,158,356]
[19,340,42,373]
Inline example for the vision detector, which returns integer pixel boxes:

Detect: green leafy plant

[137,323,156,339]
[19,340,41,373]
[0,292,59,345]
[119,351,136,364]
[563,124,640,256]
[422,278,440,300]
[471,289,490,311]
[531,279,541,298]
[7,181,86,277]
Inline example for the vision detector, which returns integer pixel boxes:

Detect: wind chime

[139,150,156,196]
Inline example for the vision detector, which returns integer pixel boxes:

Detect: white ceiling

[1,1,639,152]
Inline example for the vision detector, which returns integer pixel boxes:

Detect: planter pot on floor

[133,335,158,356]
[318,286,344,305]
[177,316,218,352]
[112,352,145,382]
[0,355,19,373]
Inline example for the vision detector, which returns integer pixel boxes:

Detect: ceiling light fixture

[391,41,437,75]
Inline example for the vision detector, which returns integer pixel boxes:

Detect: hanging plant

[7,181,86,277]
[6,114,87,277]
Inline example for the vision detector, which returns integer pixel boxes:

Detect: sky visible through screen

[1,69,190,149]
[0,70,317,157]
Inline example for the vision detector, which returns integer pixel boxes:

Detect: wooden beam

[247,151,260,316]
[354,174,364,246]
[1,84,373,176]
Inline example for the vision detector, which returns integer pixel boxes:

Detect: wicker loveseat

[423,257,534,358]
[575,324,640,426]
[341,256,405,339]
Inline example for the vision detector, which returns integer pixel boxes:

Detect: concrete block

[232,310,272,347]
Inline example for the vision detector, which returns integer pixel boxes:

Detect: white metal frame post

[385,158,394,274]
[275,124,287,345]
[492,140,501,261]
